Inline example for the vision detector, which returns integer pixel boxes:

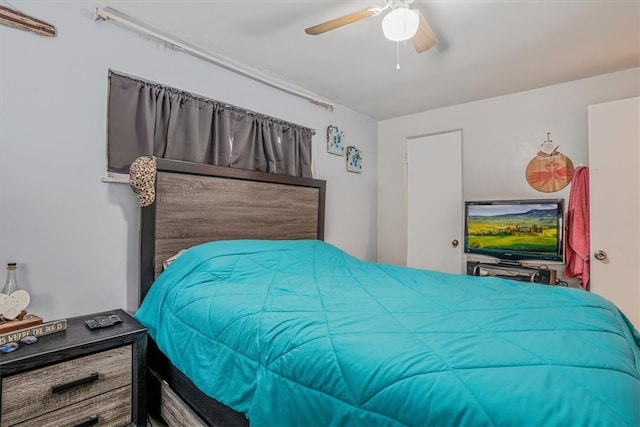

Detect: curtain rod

[94,7,335,112]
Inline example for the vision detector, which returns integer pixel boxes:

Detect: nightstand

[0,309,147,426]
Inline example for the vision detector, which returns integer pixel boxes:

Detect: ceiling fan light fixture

[381,7,419,42]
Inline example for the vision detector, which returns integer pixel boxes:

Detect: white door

[588,97,639,329]
[406,130,463,273]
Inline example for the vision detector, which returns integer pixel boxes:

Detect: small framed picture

[346,146,362,173]
[327,125,344,156]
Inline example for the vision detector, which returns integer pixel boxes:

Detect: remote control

[85,314,122,330]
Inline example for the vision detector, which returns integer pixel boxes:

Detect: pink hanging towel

[564,166,590,289]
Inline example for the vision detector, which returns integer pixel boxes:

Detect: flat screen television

[464,199,564,264]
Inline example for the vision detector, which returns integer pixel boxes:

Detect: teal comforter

[135,240,640,426]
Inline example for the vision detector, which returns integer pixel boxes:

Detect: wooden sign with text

[0,319,67,345]
[0,5,56,37]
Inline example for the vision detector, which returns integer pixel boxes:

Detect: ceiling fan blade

[411,11,438,53]
[305,8,377,35]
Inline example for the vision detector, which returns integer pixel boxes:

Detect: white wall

[378,68,640,268]
[0,1,377,320]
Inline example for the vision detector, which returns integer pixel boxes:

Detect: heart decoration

[0,290,30,320]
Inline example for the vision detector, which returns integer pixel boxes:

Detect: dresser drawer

[160,380,207,427]
[12,385,131,427]
[1,345,132,426]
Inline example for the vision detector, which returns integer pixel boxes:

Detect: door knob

[594,250,607,261]
[451,239,459,247]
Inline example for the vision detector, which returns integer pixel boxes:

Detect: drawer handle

[51,372,100,394]
[72,415,99,427]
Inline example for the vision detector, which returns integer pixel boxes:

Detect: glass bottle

[2,263,18,295]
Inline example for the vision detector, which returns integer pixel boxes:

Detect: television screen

[464,199,564,263]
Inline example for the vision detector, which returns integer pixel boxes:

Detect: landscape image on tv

[466,203,559,254]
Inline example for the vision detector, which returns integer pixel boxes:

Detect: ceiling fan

[304,0,437,53]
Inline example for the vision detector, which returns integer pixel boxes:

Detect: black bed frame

[139,159,326,425]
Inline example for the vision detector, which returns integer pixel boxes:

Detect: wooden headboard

[139,159,326,303]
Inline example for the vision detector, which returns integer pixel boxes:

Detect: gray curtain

[107,72,313,177]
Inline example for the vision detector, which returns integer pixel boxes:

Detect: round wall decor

[526,152,574,193]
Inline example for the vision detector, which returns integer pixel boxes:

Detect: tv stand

[466,261,556,285]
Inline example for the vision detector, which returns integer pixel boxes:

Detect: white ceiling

[104,0,640,121]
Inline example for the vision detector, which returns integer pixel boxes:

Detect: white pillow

[163,249,187,270]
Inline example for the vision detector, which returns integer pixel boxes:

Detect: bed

[135,159,640,426]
